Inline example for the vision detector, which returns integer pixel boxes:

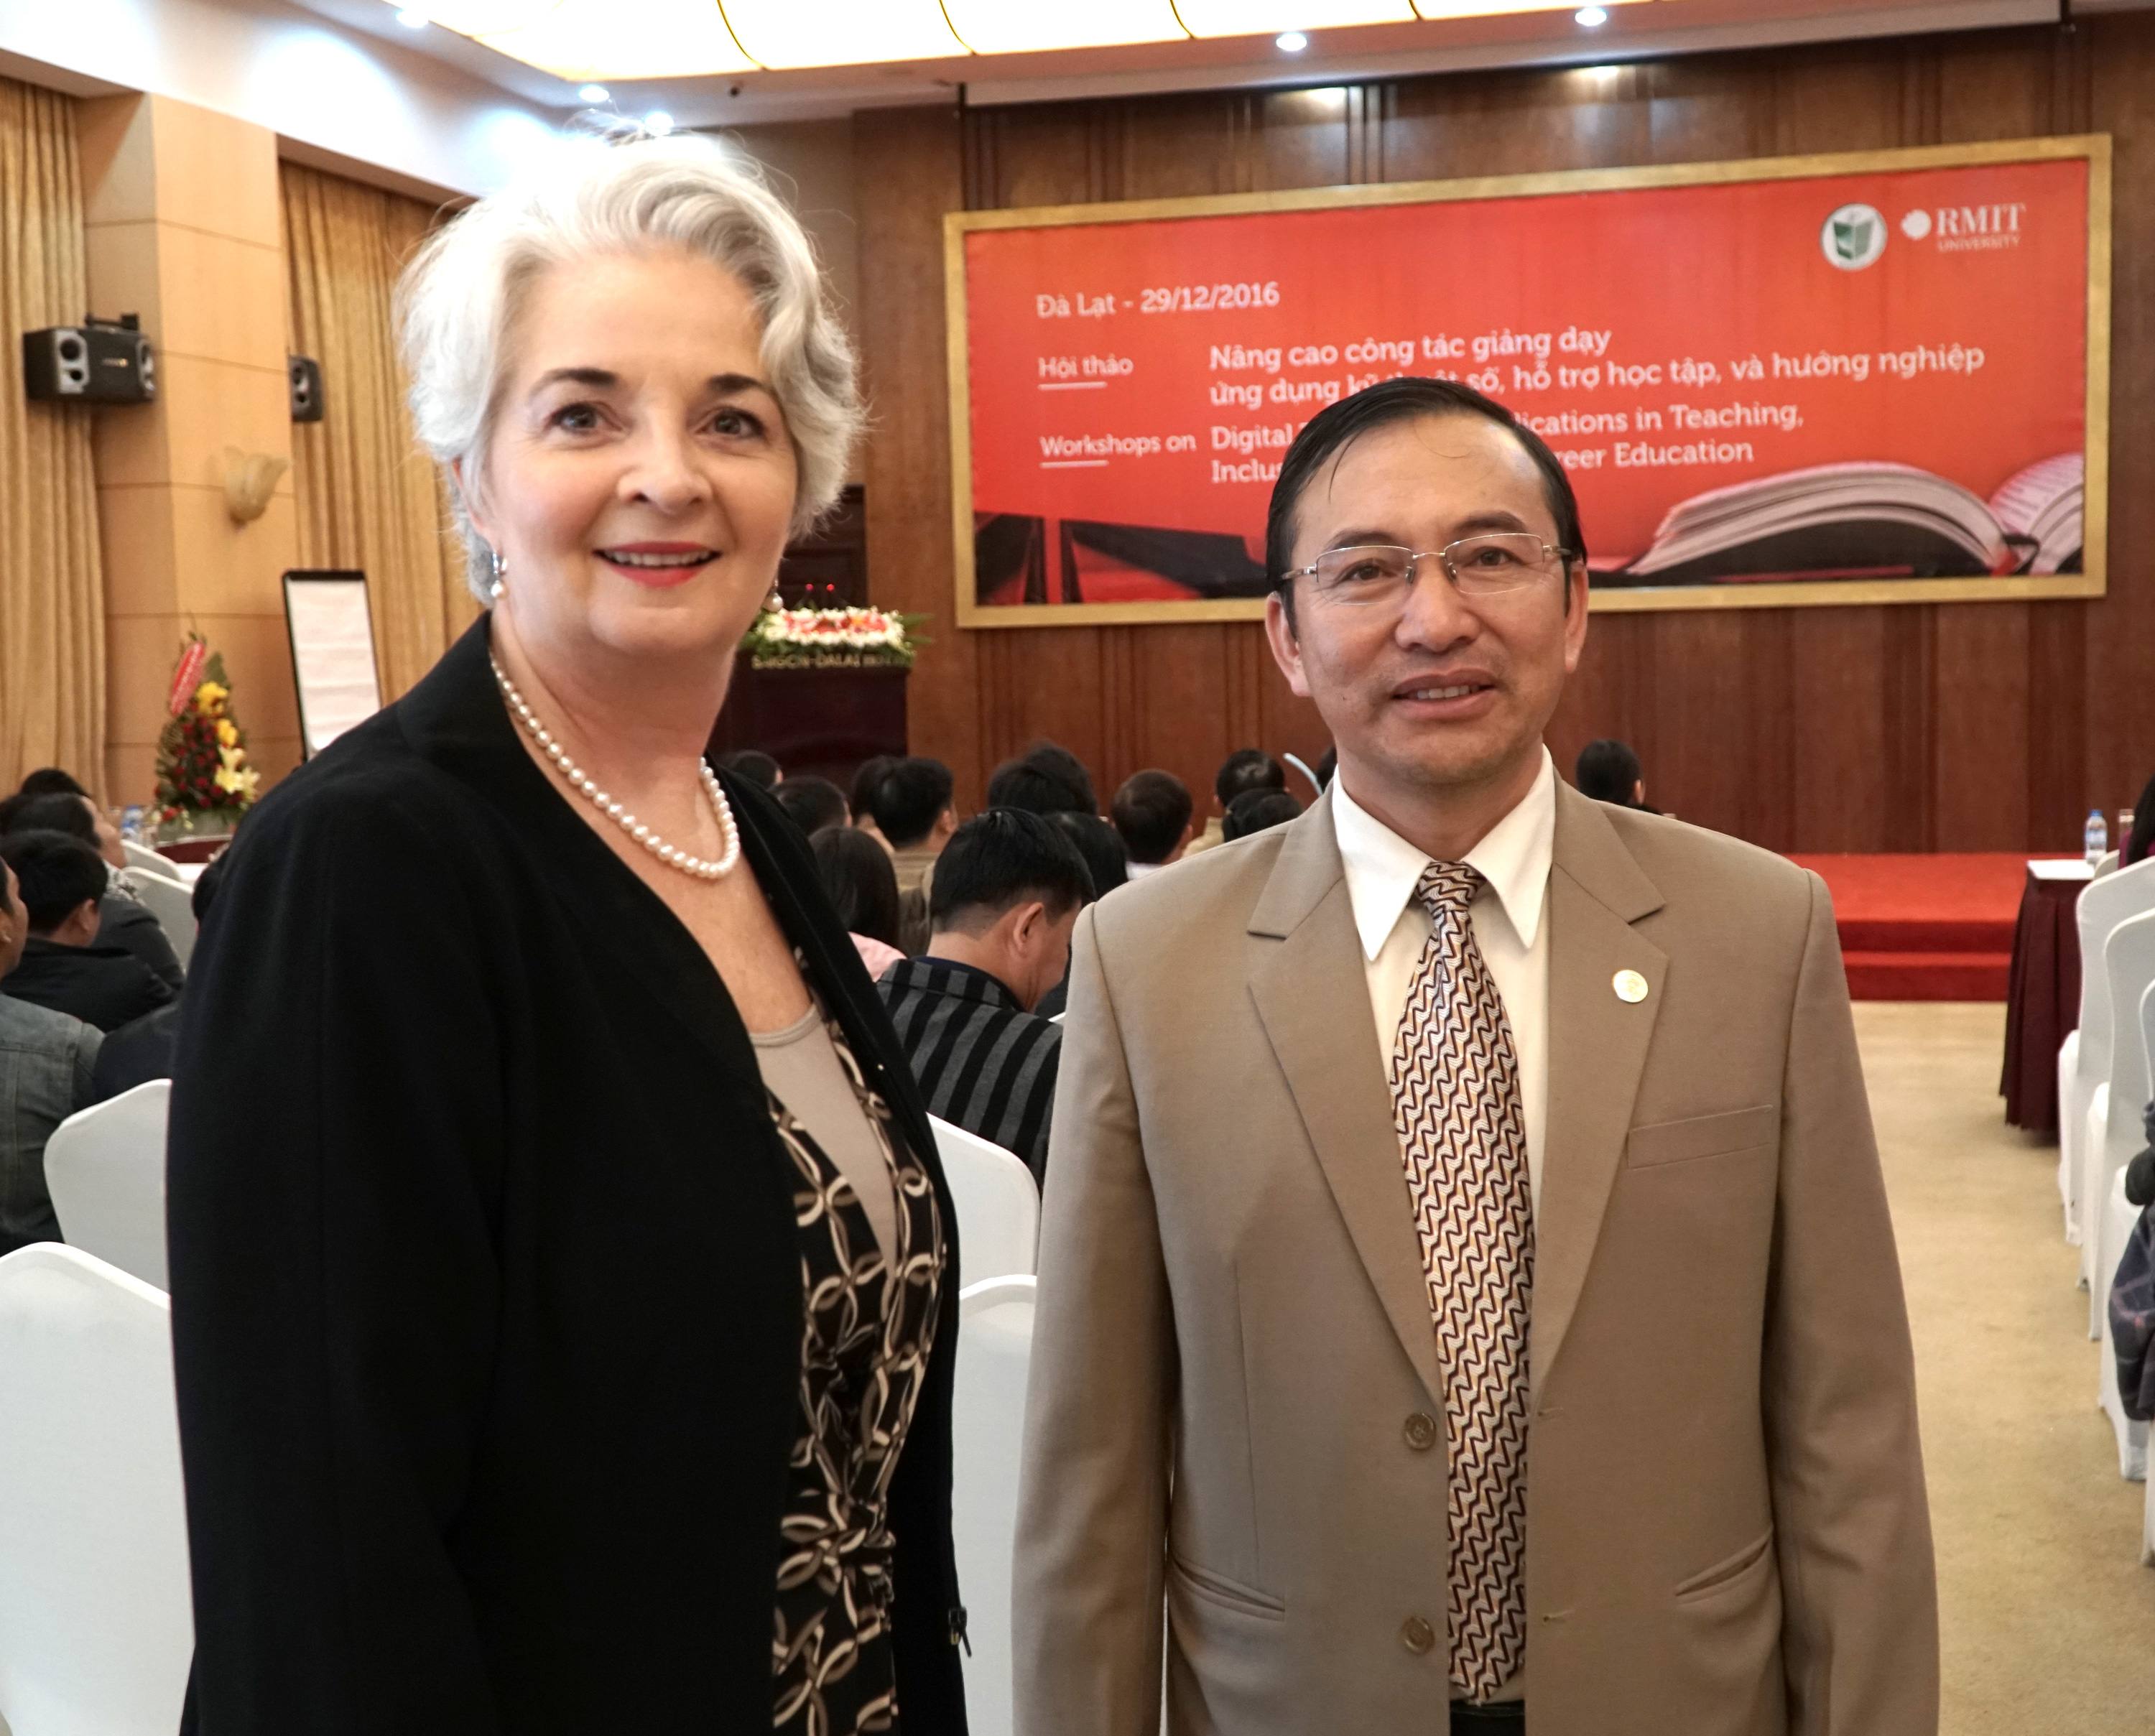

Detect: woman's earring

[489,547,507,603]
[763,581,784,613]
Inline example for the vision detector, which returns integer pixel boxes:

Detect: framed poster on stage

[945,136,2110,626]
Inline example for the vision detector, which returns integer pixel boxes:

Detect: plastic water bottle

[2085,808,2108,868]
[120,804,144,844]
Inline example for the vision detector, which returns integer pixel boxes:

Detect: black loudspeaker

[289,354,325,423]
[22,314,155,404]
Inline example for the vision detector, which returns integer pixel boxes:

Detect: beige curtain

[282,163,476,702]
[0,79,104,789]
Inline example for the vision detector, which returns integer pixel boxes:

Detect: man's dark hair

[1264,376,1586,628]
[870,757,955,849]
[1215,748,1285,809]
[718,749,781,791]
[19,767,89,799]
[0,830,108,934]
[812,825,904,950]
[1111,770,1193,865]
[771,774,848,837]
[849,756,898,825]
[4,792,97,844]
[986,753,1091,817]
[1050,810,1127,899]
[930,809,1094,934]
[1223,789,1302,841]
[1021,742,1095,813]
[1575,738,1644,807]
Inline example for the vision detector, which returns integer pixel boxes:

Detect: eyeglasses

[1284,534,1577,608]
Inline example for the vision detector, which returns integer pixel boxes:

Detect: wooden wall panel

[858,17,2154,852]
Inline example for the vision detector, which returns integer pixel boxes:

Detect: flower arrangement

[741,605,924,671]
[153,635,261,832]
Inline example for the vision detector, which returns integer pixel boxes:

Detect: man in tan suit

[1014,379,1936,1736]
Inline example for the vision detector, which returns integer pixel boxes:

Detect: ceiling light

[396,0,560,31]
[942,0,1185,52]
[644,110,674,134]
[577,83,608,101]
[1177,2,1409,36]
[720,0,965,69]
[1577,6,1609,23]
[1277,30,1308,50]
[394,6,428,24]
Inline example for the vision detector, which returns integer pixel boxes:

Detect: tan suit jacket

[1014,783,1936,1736]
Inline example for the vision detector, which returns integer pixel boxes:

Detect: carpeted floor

[1792,854,2053,1002]
[1859,1001,2154,1733]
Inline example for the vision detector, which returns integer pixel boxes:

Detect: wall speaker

[289,354,325,423]
[22,315,154,404]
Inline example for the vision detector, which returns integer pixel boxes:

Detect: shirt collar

[1330,747,1557,961]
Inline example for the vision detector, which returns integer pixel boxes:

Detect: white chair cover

[45,1081,172,1291]
[128,868,196,970]
[2094,850,2120,881]
[0,1244,193,1736]
[2145,1447,2155,1567]
[952,1275,1036,1736]
[930,1115,1039,1284]
[119,840,170,878]
[2060,859,2155,1247]
[2082,913,2155,1333]
[2096,1166,2151,1482]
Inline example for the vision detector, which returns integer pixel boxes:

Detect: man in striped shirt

[876,809,1095,1184]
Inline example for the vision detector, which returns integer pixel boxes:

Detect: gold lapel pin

[1613,969,1650,1003]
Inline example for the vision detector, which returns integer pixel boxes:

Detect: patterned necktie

[1389,860,1534,1701]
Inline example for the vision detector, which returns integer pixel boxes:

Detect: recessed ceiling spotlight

[394,6,427,26]
[1276,31,1309,53]
[1576,6,1609,24]
[644,111,675,136]
[578,84,610,103]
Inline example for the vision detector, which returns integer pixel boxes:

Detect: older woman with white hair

[167,134,967,1736]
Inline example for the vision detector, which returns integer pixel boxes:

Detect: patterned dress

[769,1006,945,1735]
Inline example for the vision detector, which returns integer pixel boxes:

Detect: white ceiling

[291,0,2086,126]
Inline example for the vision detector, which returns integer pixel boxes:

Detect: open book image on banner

[946,137,2109,624]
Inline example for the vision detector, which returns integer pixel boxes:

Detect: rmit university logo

[1821,203,1888,271]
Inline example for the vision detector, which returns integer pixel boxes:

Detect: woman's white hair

[397,129,861,604]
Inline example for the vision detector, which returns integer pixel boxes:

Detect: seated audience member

[716,748,782,790]
[871,757,958,955]
[849,756,899,849]
[986,743,1095,817]
[771,774,848,837]
[1576,738,1656,811]
[1223,787,1302,840]
[812,826,907,981]
[17,766,90,799]
[0,792,182,990]
[1036,812,1126,1020]
[1185,748,1287,857]
[876,810,1092,1184]
[88,853,227,1103]
[0,832,172,1033]
[1111,771,1195,877]
[0,857,101,1252]
[1315,743,1337,791]
[2126,771,2155,868]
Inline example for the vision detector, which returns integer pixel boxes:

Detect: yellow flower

[213,744,259,800]
[216,718,238,748]
[195,680,230,717]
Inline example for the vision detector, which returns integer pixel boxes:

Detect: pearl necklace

[491,654,740,881]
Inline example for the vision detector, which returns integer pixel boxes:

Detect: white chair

[2095,1165,2150,1481]
[951,1274,1036,1736]
[0,1244,193,1736]
[2144,1448,2155,1567]
[930,1115,1039,1283]
[2082,916,2155,1335]
[2095,850,2121,880]
[45,1081,172,1291]
[127,868,196,970]
[120,840,170,879]
[2058,858,2155,1245]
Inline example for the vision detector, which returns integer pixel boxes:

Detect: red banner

[953,142,2104,620]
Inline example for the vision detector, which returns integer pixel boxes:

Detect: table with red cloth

[2001,858,2093,1134]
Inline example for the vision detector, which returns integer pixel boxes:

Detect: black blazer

[169,619,968,1735]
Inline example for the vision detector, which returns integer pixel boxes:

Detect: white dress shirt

[1331,748,1556,1214]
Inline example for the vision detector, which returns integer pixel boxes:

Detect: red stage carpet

[1786,853,2057,1002]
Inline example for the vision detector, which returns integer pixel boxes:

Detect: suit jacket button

[1400,1616,1437,1654]
[1404,1411,1438,1451]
